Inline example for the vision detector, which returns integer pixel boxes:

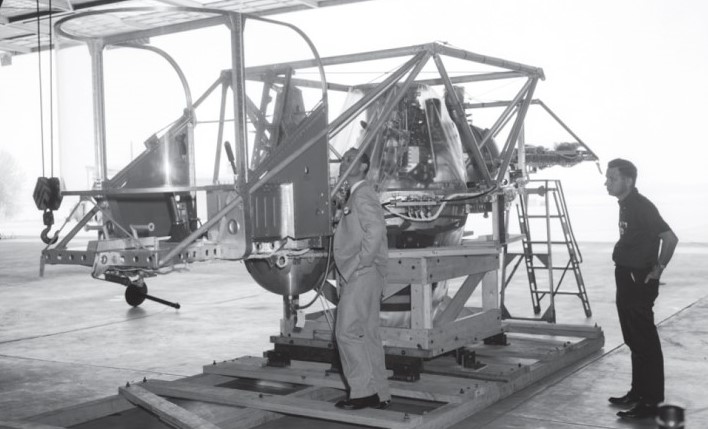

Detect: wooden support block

[278,317,336,341]
[503,320,603,339]
[410,283,433,330]
[204,358,466,404]
[270,333,334,349]
[0,420,67,429]
[387,253,498,284]
[416,373,493,401]
[424,354,526,383]
[136,380,421,429]
[388,245,497,259]
[469,336,567,360]
[379,326,430,350]
[520,336,604,378]
[481,269,499,311]
[119,384,222,429]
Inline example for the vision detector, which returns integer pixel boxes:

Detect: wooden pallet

[8,322,603,429]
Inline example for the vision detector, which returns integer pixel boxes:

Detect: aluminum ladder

[502,179,592,322]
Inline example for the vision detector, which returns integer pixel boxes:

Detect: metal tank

[245,253,330,296]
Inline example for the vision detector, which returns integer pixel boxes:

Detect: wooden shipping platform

[4,321,603,429]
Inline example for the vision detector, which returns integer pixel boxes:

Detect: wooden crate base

[16,323,604,429]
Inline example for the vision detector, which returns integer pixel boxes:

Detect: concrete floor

[1,238,706,428]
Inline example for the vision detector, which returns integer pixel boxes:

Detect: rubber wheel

[125,284,148,307]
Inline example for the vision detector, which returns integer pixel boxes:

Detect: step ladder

[502,179,592,322]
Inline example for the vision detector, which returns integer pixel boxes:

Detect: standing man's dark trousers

[615,266,664,404]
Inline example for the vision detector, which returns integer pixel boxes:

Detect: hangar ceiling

[0,0,374,61]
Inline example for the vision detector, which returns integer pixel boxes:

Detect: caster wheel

[125,284,148,307]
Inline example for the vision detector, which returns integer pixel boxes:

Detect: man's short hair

[608,158,637,185]
[345,148,371,174]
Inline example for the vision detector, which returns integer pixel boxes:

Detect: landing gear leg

[104,274,181,309]
[124,282,181,309]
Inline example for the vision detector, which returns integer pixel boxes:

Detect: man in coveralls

[605,158,678,419]
[333,148,391,410]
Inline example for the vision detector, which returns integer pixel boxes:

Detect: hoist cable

[35,0,45,177]
[48,0,54,176]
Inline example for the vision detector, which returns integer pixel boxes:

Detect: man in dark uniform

[604,158,678,419]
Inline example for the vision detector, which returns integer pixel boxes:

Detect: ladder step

[529,291,584,297]
[530,266,573,270]
[527,241,573,245]
[526,215,565,218]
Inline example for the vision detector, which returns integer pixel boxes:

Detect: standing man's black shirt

[612,188,671,269]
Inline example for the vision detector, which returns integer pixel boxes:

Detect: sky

[1,0,707,242]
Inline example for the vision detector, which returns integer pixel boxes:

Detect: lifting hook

[40,209,59,245]
[33,177,63,245]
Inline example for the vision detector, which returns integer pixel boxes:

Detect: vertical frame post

[89,41,108,188]
[410,283,433,330]
[228,13,251,258]
[230,14,248,185]
[544,180,556,322]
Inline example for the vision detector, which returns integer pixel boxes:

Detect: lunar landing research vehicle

[34,6,601,396]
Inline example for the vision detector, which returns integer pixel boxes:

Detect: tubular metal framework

[39,8,597,323]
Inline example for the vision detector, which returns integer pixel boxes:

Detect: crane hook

[33,177,63,245]
[40,209,59,245]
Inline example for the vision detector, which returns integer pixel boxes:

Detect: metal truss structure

[33,7,598,364]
